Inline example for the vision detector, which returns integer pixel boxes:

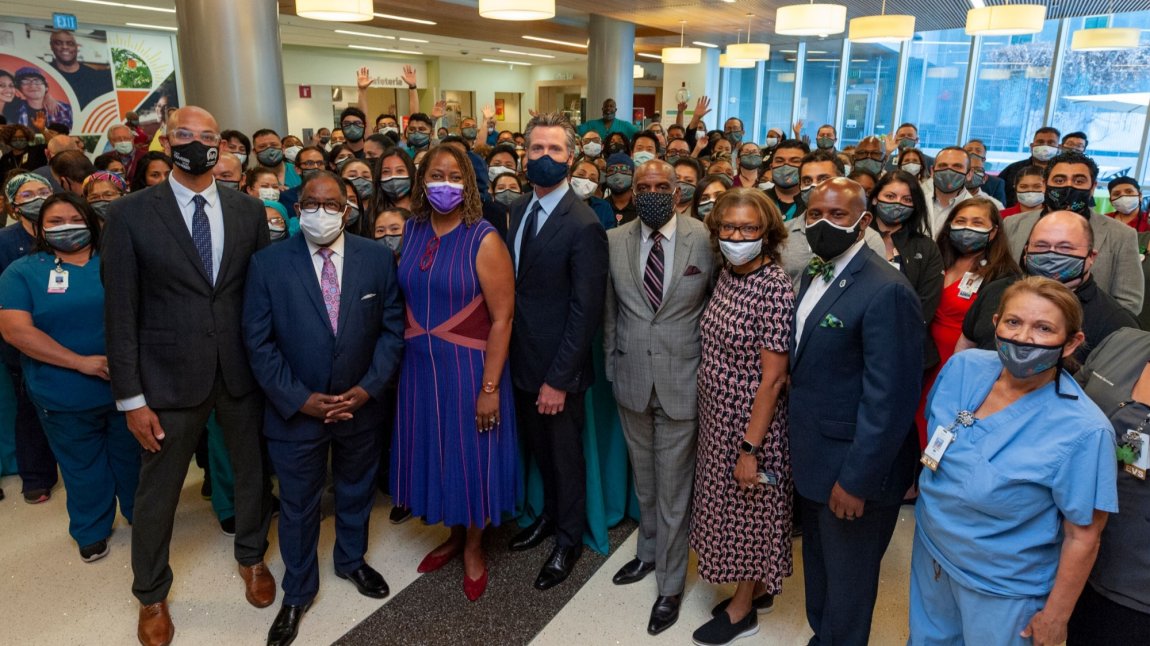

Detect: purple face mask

[426,181,464,214]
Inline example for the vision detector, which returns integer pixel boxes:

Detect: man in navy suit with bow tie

[243,171,404,646]
[788,177,924,646]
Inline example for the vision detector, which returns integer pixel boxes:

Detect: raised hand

[356,66,372,90]
[482,104,495,122]
[693,96,712,120]
[402,64,418,88]
[792,120,804,136]
[431,100,447,119]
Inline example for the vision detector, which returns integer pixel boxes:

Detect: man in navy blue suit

[243,171,404,646]
[789,178,924,646]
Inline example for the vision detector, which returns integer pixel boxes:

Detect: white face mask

[901,163,922,176]
[489,165,515,183]
[1112,195,1141,215]
[719,238,763,266]
[284,146,303,163]
[113,141,134,155]
[1017,191,1045,208]
[570,176,598,200]
[258,187,281,202]
[581,141,602,158]
[235,153,248,166]
[298,206,344,245]
[765,137,779,148]
[632,151,656,165]
[1032,145,1059,162]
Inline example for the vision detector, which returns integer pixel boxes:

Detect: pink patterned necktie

[318,248,339,333]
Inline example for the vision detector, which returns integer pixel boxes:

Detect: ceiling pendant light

[965,1,1046,36]
[296,0,373,22]
[721,30,756,68]
[775,0,847,37]
[1071,3,1140,51]
[478,0,556,21]
[849,0,915,43]
[663,21,703,65]
[727,14,771,61]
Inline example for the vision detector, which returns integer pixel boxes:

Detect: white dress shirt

[923,176,973,235]
[116,177,227,412]
[305,233,346,289]
[168,176,226,282]
[639,214,677,301]
[795,238,866,347]
[514,180,570,274]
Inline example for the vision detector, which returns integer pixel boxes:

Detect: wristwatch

[482,381,498,394]
[408,84,417,90]
[738,439,755,455]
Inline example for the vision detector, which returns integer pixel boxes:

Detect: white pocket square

[360,293,378,300]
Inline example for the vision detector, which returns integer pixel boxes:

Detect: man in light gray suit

[603,159,716,636]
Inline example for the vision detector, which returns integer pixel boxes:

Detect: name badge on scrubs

[47,269,69,294]
[921,426,954,472]
[1118,430,1149,480]
[957,272,983,300]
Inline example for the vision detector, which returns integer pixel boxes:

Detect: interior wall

[494,91,522,133]
[285,84,335,140]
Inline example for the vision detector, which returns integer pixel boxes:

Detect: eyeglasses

[169,128,222,146]
[87,190,122,201]
[1061,145,1086,154]
[853,151,884,161]
[1028,242,1084,255]
[719,223,762,237]
[299,200,346,216]
[341,119,364,128]
[18,78,46,87]
[267,217,286,227]
[14,188,52,202]
[297,160,325,169]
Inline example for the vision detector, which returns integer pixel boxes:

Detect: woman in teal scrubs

[0,193,138,562]
[910,276,1117,646]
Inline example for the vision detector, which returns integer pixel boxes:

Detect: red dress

[915,277,977,446]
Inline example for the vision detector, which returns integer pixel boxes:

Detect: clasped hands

[301,386,370,423]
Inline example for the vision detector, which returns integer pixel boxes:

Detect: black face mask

[1044,185,1094,217]
[171,141,219,176]
[806,215,864,261]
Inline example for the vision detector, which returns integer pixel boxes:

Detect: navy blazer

[506,187,608,394]
[242,234,404,441]
[788,245,925,505]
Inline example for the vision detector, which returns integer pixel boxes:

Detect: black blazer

[506,187,608,394]
[789,246,924,505]
[102,180,270,409]
[889,227,944,369]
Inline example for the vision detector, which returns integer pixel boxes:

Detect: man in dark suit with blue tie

[243,171,404,646]
[102,106,275,646]
[789,178,924,645]
[505,112,608,590]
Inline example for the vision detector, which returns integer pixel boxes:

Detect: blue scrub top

[0,252,112,411]
[916,350,1118,598]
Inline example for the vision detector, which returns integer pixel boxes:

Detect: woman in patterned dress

[690,188,796,646]
[391,145,518,601]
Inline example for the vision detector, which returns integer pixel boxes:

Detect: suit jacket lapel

[625,222,649,313]
[156,183,212,286]
[660,217,694,311]
[519,191,571,277]
[792,270,814,363]
[793,248,870,366]
[335,240,360,340]
[508,200,526,274]
[214,189,240,289]
[290,236,335,337]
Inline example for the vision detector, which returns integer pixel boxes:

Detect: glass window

[1053,11,1150,187]
[798,40,844,137]
[967,20,1060,173]
[841,42,899,146]
[760,52,797,143]
[902,29,972,155]
[720,65,759,139]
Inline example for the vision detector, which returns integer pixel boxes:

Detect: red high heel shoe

[417,545,462,573]
[463,565,488,602]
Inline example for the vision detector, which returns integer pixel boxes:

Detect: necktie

[191,195,213,283]
[807,256,835,283]
[318,248,340,334]
[644,231,664,310]
[520,201,542,259]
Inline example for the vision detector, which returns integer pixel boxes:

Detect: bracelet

[482,381,498,394]
[408,84,417,90]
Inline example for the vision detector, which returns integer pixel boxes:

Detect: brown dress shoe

[137,601,174,646]
[238,562,277,608]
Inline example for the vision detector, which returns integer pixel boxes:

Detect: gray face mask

[1024,251,1087,284]
[995,336,1063,379]
[678,182,696,204]
[494,189,521,206]
[606,174,632,193]
[15,196,45,221]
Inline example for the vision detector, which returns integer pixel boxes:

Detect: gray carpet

[334,519,637,646]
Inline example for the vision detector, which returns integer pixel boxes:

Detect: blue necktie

[520,201,542,259]
[191,194,213,283]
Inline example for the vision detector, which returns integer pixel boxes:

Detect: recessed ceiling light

[482,58,533,66]
[73,0,175,13]
[335,29,395,39]
[126,22,177,31]
[637,52,663,60]
[373,12,436,25]
[780,49,798,53]
[498,49,556,59]
[348,45,420,55]
[969,0,986,8]
[692,41,719,48]
[399,37,429,43]
[522,35,587,48]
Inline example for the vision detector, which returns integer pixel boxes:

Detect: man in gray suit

[1002,151,1143,313]
[603,159,716,635]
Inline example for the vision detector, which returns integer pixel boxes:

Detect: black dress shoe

[612,558,655,585]
[336,564,389,599]
[266,602,309,646]
[534,545,582,590]
[648,594,682,635]
[509,517,555,552]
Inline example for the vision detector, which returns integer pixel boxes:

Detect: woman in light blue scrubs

[0,193,138,563]
[910,276,1117,646]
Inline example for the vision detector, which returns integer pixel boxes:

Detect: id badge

[1121,429,1149,480]
[47,270,69,294]
[921,425,955,472]
[958,272,984,300]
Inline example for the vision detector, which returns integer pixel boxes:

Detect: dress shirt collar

[527,180,570,217]
[168,174,220,209]
[305,232,346,259]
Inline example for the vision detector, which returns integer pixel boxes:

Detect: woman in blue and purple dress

[391,144,519,601]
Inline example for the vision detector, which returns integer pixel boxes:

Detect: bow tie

[807,257,835,282]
